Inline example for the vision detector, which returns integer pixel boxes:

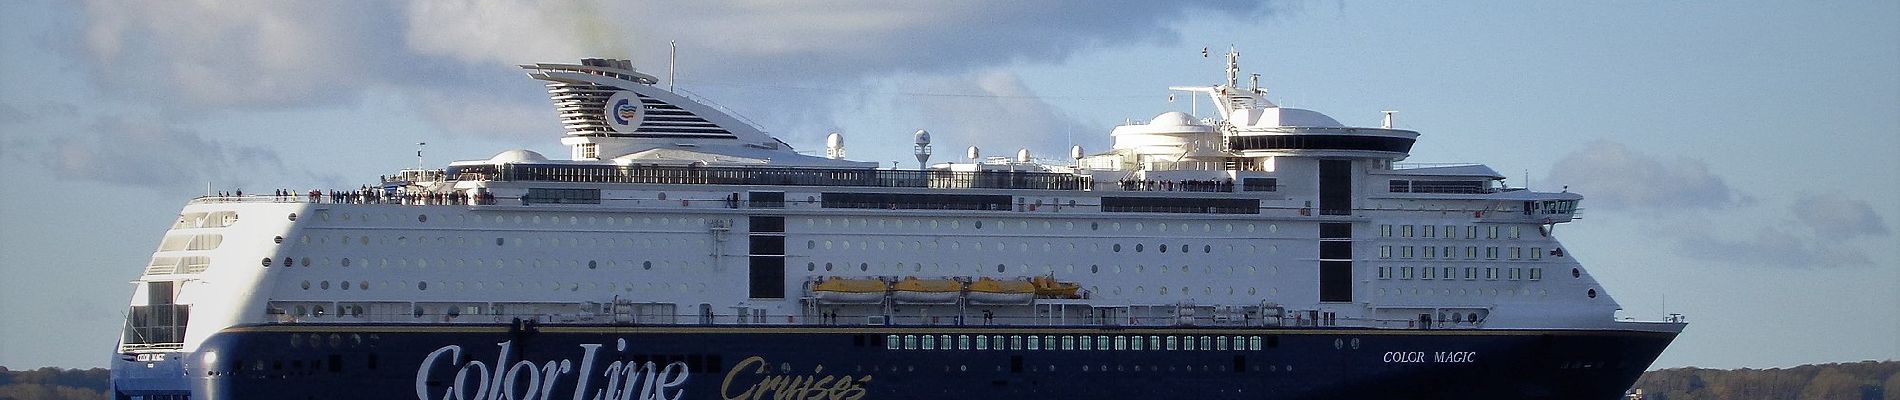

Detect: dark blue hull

[116,324,1675,400]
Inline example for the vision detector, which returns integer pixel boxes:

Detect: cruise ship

[110,51,1684,400]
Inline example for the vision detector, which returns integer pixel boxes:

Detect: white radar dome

[914,129,931,145]
[1150,111,1199,126]
[489,149,550,164]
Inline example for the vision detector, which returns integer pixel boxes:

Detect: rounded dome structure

[826,132,845,148]
[914,129,931,145]
[1149,111,1199,126]
[489,149,550,164]
[1278,108,1344,127]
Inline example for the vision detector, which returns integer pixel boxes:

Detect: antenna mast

[669,41,677,93]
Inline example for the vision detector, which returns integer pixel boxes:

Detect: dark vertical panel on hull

[1320,222,1353,303]
[1319,159,1352,215]
[748,216,786,298]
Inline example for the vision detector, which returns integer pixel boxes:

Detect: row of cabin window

[1379,246,1543,260]
[1375,266,1544,281]
[886,334,1266,352]
[1379,224,1521,240]
[805,218,1282,235]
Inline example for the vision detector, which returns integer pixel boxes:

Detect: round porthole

[807,262,816,272]
[860,263,869,271]
[320,281,330,290]
[417,281,428,291]
[825,263,834,271]
[1113,244,1122,252]
[418,214,427,223]
[301,281,310,290]
[1135,244,1144,252]
[643,261,653,270]
[273,236,284,244]
[1091,265,1099,273]
[1572,268,1581,278]
[975,221,983,229]
[287,213,297,221]
[996,264,1006,273]
[1587,289,1598,298]
[588,260,597,269]
[262,257,273,267]
[1160,245,1168,253]
[286,258,296,267]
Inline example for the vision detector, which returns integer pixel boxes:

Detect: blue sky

[1,1,1894,369]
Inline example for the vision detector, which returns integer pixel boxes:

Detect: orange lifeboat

[967,277,1036,305]
[1031,275,1081,299]
[891,277,962,304]
[811,277,886,304]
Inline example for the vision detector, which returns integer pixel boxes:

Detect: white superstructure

[117,52,1681,359]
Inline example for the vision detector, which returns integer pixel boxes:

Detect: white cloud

[899,71,1095,161]
[1545,139,1741,211]
[1672,227,1872,268]
[40,116,282,188]
[77,1,404,110]
[1792,195,1890,240]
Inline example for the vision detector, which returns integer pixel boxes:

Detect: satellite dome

[489,149,550,164]
[826,132,845,148]
[914,129,931,145]
[1278,108,1345,127]
[967,146,980,160]
[1150,111,1198,126]
[1070,145,1084,160]
[1016,148,1030,163]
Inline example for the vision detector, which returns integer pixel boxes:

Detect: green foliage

[1634,361,1897,400]
[0,367,108,400]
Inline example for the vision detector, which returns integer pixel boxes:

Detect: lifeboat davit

[1032,275,1082,299]
[891,277,962,304]
[811,277,886,304]
[967,277,1036,305]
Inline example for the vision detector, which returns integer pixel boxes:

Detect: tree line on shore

[0,360,1894,399]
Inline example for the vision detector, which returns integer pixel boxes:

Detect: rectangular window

[1400,246,1414,258]
[1466,226,1478,239]
[1102,196,1260,214]
[1422,267,1434,280]
[1510,226,1522,239]
[1242,178,1279,192]
[1377,266,1391,280]
[1486,247,1499,260]
[1130,337,1144,351]
[1380,245,1392,259]
[1530,268,1544,281]
[1422,225,1436,238]
[976,335,989,350]
[1167,336,1178,351]
[523,188,601,205]
[1510,268,1523,281]
[1026,336,1040,350]
[1381,224,1393,237]
[1424,246,1438,259]
[1444,226,1457,239]
[1250,336,1263,351]
[1401,267,1415,280]
[1061,336,1075,350]
[1444,267,1456,279]
[1444,246,1455,259]
[1486,268,1499,281]
[1150,336,1162,351]
[1487,226,1500,239]
[1011,336,1023,350]
[1115,336,1128,350]
[888,335,900,350]
[1320,261,1353,302]
[1218,336,1230,351]
[1184,337,1197,351]
[1465,246,1478,259]
[905,335,917,350]
[1402,225,1415,237]
[747,191,785,208]
[1531,248,1543,260]
[1510,247,1522,260]
[1464,267,1477,280]
[959,335,970,350]
[1079,336,1092,351]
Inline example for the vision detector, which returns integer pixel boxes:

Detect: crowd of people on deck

[1116,178,1235,192]
[205,186,497,206]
